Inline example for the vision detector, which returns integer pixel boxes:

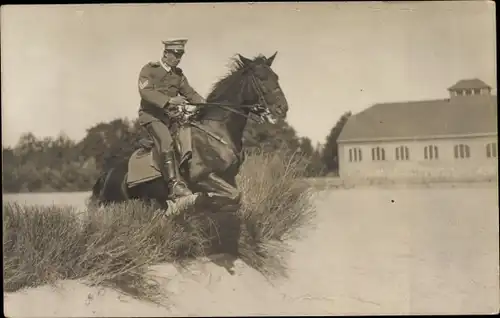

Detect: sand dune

[4,257,302,317]
[4,187,499,316]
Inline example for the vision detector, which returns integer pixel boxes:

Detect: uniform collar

[160,59,172,72]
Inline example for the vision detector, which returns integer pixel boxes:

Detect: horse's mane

[206,54,268,102]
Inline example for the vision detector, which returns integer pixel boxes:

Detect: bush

[3,147,316,301]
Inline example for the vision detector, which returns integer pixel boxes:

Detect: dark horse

[90,52,289,214]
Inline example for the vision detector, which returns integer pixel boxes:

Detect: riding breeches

[144,120,174,156]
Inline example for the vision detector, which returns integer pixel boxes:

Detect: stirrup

[170,179,188,188]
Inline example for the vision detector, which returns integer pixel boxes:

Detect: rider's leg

[145,120,192,199]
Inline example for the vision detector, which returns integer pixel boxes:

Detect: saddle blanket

[126,126,193,187]
[126,148,162,187]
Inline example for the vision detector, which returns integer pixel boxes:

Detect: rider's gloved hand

[165,96,187,118]
[184,104,197,112]
[183,97,205,113]
[168,96,187,106]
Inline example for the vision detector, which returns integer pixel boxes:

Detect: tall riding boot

[162,151,193,199]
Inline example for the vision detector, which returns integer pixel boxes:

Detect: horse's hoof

[175,193,199,214]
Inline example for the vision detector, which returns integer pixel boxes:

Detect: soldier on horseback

[136,38,205,200]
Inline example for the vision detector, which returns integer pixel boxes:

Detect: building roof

[448,78,491,90]
[337,94,498,143]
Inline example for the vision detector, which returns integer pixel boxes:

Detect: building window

[473,88,480,95]
[454,144,470,159]
[395,145,409,160]
[348,147,362,162]
[482,88,491,95]
[371,147,385,161]
[424,145,439,160]
[486,143,497,158]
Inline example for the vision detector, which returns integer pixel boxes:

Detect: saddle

[127,127,193,187]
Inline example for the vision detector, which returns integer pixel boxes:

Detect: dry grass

[236,148,316,277]
[3,148,316,301]
[3,201,208,303]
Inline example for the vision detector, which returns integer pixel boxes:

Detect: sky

[1,2,497,147]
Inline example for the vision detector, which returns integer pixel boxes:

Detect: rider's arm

[138,65,171,108]
[179,74,206,104]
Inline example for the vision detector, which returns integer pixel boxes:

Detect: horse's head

[238,52,289,122]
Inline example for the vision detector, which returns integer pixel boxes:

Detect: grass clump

[3,204,86,292]
[3,201,209,303]
[3,147,316,301]
[236,147,316,277]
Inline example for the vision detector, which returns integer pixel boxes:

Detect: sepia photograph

[2,1,498,316]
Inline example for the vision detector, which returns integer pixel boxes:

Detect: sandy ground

[4,185,500,316]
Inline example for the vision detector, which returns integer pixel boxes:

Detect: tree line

[2,112,351,193]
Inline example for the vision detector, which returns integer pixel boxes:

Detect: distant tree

[298,137,314,157]
[2,147,21,192]
[299,138,325,177]
[321,111,352,175]
[14,132,42,164]
[2,113,328,192]
[3,130,100,192]
[78,118,142,170]
[2,147,16,165]
[243,118,301,153]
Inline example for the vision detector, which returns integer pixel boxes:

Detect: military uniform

[137,38,205,199]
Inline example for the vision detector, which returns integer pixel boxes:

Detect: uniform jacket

[137,60,205,126]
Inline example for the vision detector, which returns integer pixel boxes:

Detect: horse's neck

[202,74,254,150]
[207,95,250,150]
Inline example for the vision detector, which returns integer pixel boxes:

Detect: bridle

[185,72,271,122]
[250,72,270,111]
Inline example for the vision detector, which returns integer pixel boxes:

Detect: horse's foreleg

[195,172,242,213]
[194,172,242,256]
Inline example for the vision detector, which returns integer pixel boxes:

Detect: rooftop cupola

[447,78,492,100]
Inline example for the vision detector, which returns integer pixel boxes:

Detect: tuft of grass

[236,147,317,278]
[3,201,210,303]
[3,204,86,292]
[3,147,316,301]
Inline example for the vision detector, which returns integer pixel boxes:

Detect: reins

[189,102,258,109]
[188,73,268,121]
[189,102,258,120]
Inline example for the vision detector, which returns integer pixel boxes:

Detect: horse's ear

[238,54,252,66]
[266,51,278,66]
